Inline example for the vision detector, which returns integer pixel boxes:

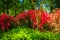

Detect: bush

[15,9,60,32]
[15,10,50,30]
[0,13,15,31]
[47,9,60,32]
[0,26,60,40]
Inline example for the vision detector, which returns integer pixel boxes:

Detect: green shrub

[0,26,60,40]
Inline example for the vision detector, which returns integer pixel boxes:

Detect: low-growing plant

[0,26,60,40]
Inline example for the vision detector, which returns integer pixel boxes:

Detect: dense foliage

[47,9,60,32]
[0,9,60,32]
[0,0,60,14]
[0,26,60,40]
[0,0,60,40]
[15,10,50,30]
[0,13,15,31]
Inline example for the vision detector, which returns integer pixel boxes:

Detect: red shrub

[47,10,60,32]
[15,12,26,21]
[0,13,15,31]
[39,10,51,28]
[15,10,51,30]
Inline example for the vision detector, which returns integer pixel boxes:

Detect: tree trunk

[6,0,9,14]
[56,0,60,8]
[23,0,24,11]
[50,6,53,12]
[14,0,16,17]
[2,0,5,12]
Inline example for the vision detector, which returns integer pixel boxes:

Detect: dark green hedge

[0,26,60,40]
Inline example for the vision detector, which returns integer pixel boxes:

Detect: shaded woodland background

[0,0,60,16]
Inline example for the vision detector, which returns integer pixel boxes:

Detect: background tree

[0,0,15,14]
[0,0,60,15]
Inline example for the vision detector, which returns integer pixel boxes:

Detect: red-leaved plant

[15,10,51,30]
[0,13,15,31]
[47,9,60,32]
